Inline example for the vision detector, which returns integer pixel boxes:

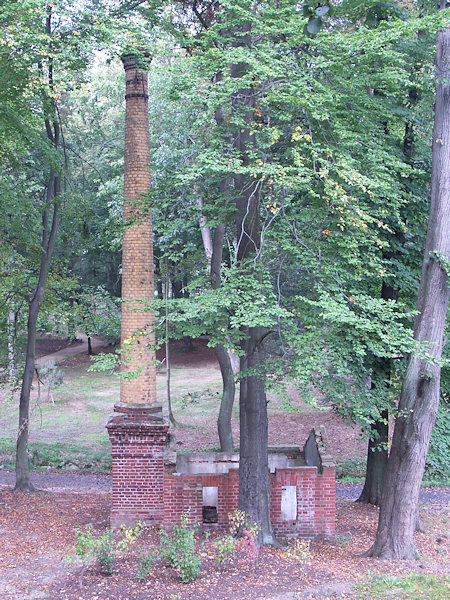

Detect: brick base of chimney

[106,404,168,527]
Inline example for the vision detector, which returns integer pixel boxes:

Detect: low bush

[159,514,201,583]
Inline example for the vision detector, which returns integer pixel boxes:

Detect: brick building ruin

[107,54,335,538]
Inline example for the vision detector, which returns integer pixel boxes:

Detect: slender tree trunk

[16,167,60,490]
[198,165,236,451]
[15,8,62,491]
[196,195,213,262]
[165,272,177,427]
[216,344,235,451]
[7,308,19,386]
[366,28,450,559]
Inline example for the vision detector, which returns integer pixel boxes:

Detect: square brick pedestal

[107,404,169,527]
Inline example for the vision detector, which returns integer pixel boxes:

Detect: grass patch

[422,475,450,487]
[0,438,112,471]
[335,457,366,480]
[356,573,450,599]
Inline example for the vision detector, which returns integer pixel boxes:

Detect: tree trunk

[196,195,213,262]
[215,344,235,451]
[208,186,236,451]
[357,410,388,505]
[16,171,60,490]
[165,273,177,427]
[229,26,275,543]
[359,279,398,505]
[7,308,19,386]
[366,28,450,559]
[239,326,275,545]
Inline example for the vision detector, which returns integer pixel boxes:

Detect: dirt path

[0,469,448,504]
[35,334,105,368]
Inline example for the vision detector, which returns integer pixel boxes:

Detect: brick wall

[163,463,334,538]
[108,427,335,536]
[107,407,169,527]
[120,53,157,408]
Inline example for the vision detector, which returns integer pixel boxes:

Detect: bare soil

[0,337,447,600]
[0,489,448,600]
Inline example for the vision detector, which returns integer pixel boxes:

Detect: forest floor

[0,336,448,599]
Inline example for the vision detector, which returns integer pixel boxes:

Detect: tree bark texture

[357,410,388,505]
[239,326,274,545]
[7,308,19,385]
[367,29,450,559]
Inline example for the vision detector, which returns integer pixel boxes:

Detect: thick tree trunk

[229,28,275,543]
[239,326,275,544]
[366,29,450,559]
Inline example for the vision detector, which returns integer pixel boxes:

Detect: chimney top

[121,51,152,71]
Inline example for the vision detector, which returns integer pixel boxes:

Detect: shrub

[159,514,201,583]
[214,510,260,567]
[95,529,115,575]
[136,548,157,581]
[215,534,237,565]
[66,522,144,580]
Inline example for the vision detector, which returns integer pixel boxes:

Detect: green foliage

[427,399,450,482]
[136,548,158,581]
[67,522,143,577]
[159,514,201,583]
[335,457,367,481]
[95,529,116,575]
[356,573,450,600]
[136,0,444,445]
[215,534,238,566]
[0,439,112,471]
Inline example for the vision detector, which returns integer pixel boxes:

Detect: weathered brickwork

[107,55,167,528]
[107,405,169,527]
[108,55,335,539]
[108,424,335,537]
[121,54,157,407]
[163,464,335,537]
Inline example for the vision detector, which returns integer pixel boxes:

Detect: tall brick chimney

[107,53,168,527]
